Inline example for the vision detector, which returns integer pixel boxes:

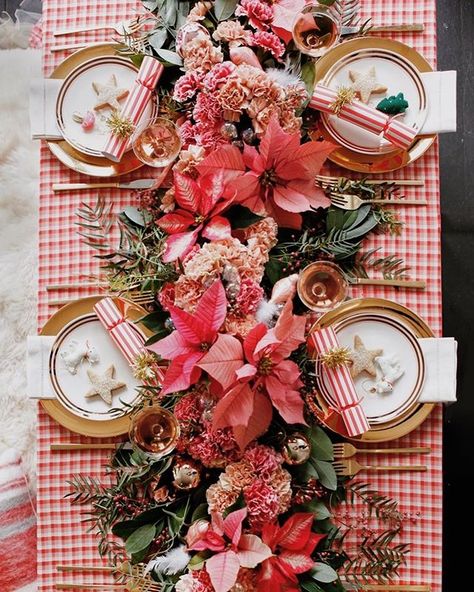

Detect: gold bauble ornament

[282,432,311,465]
[172,458,201,490]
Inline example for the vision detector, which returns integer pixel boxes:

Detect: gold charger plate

[40,296,153,437]
[314,37,436,173]
[48,43,146,177]
[309,298,435,442]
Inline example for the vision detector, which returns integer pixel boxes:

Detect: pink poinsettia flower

[257,513,325,592]
[188,508,272,592]
[197,115,335,229]
[149,281,239,395]
[208,300,307,449]
[157,172,234,262]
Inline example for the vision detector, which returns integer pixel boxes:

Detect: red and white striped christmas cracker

[94,297,147,365]
[102,56,164,162]
[310,83,417,151]
[310,327,370,437]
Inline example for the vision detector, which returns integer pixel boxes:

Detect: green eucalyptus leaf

[301,60,316,97]
[301,580,325,592]
[265,257,285,285]
[148,28,168,51]
[122,207,150,227]
[153,48,183,66]
[191,503,209,523]
[143,0,159,10]
[310,562,339,583]
[214,0,238,20]
[308,426,334,461]
[304,500,331,520]
[311,459,337,491]
[125,524,156,554]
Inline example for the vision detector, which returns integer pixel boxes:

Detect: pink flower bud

[229,46,263,69]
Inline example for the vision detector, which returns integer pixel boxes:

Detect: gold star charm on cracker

[348,66,388,103]
[92,75,129,111]
[349,335,383,378]
[84,365,126,405]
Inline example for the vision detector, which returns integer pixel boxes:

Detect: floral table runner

[37,0,442,590]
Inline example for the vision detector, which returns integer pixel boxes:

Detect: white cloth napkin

[418,337,457,403]
[29,78,63,140]
[420,71,457,134]
[26,335,56,399]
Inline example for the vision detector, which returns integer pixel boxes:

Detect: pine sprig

[347,481,404,526]
[351,248,410,281]
[342,528,409,584]
[75,196,114,251]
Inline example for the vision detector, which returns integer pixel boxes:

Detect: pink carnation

[193,92,223,126]
[203,61,236,92]
[194,124,229,151]
[173,71,203,102]
[191,426,241,468]
[243,479,280,532]
[158,282,175,311]
[174,392,203,427]
[236,0,273,30]
[251,31,285,59]
[244,444,282,478]
[179,119,197,147]
[176,569,213,592]
[235,279,264,315]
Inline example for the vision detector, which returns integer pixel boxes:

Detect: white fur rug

[0,42,41,486]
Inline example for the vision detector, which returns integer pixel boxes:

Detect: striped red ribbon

[310,327,370,437]
[102,56,164,162]
[310,84,417,151]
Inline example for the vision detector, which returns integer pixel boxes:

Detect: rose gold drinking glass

[132,117,181,168]
[297,261,348,313]
[292,2,342,58]
[129,405,180,460]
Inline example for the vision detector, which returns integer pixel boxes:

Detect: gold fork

[333,442,431,459]
[333,458,427,476]
[330,192,427,210]
[48,290,155,307]
[53,17,145,37]
[353,586,431,591]
[315,175,424,187]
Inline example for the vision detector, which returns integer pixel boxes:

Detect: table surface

[37,1,444,590]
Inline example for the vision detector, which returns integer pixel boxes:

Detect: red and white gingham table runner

[37,1,443,590]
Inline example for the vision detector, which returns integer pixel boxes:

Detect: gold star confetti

[349,335,383,378]
[84,365,126,405]
[348,67,388,104]
[92,75,129,111]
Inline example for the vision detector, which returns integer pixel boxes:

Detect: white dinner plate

[56,55,156,158]
[321,48,427,155]
[317,312,425,425]
[49,313,143,421]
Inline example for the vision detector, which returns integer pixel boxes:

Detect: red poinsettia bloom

[197,115,335,229]
[188,508,272,592]
[208,300,307,449]
[148,281,230,395]
[157,171,234,262]
[257,513,325,592]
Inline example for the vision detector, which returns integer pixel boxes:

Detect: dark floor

[2,0,472,587]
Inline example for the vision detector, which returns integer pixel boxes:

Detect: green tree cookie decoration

[376,93,409,115]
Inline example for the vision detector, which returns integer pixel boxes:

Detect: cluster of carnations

[174,0,309,151]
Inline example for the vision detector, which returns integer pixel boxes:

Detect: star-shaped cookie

[84,365,126,405]
[92,74,129,111]
[348,66,388,103]
[349,335,383,378]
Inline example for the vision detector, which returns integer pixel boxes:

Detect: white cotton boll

[146,545,190,576]
[256,300,280,326]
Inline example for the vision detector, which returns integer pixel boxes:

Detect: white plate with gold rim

[316,312,425,426]
[49,312,144,421]
[56,55,156,158]
[321,47,427,155]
